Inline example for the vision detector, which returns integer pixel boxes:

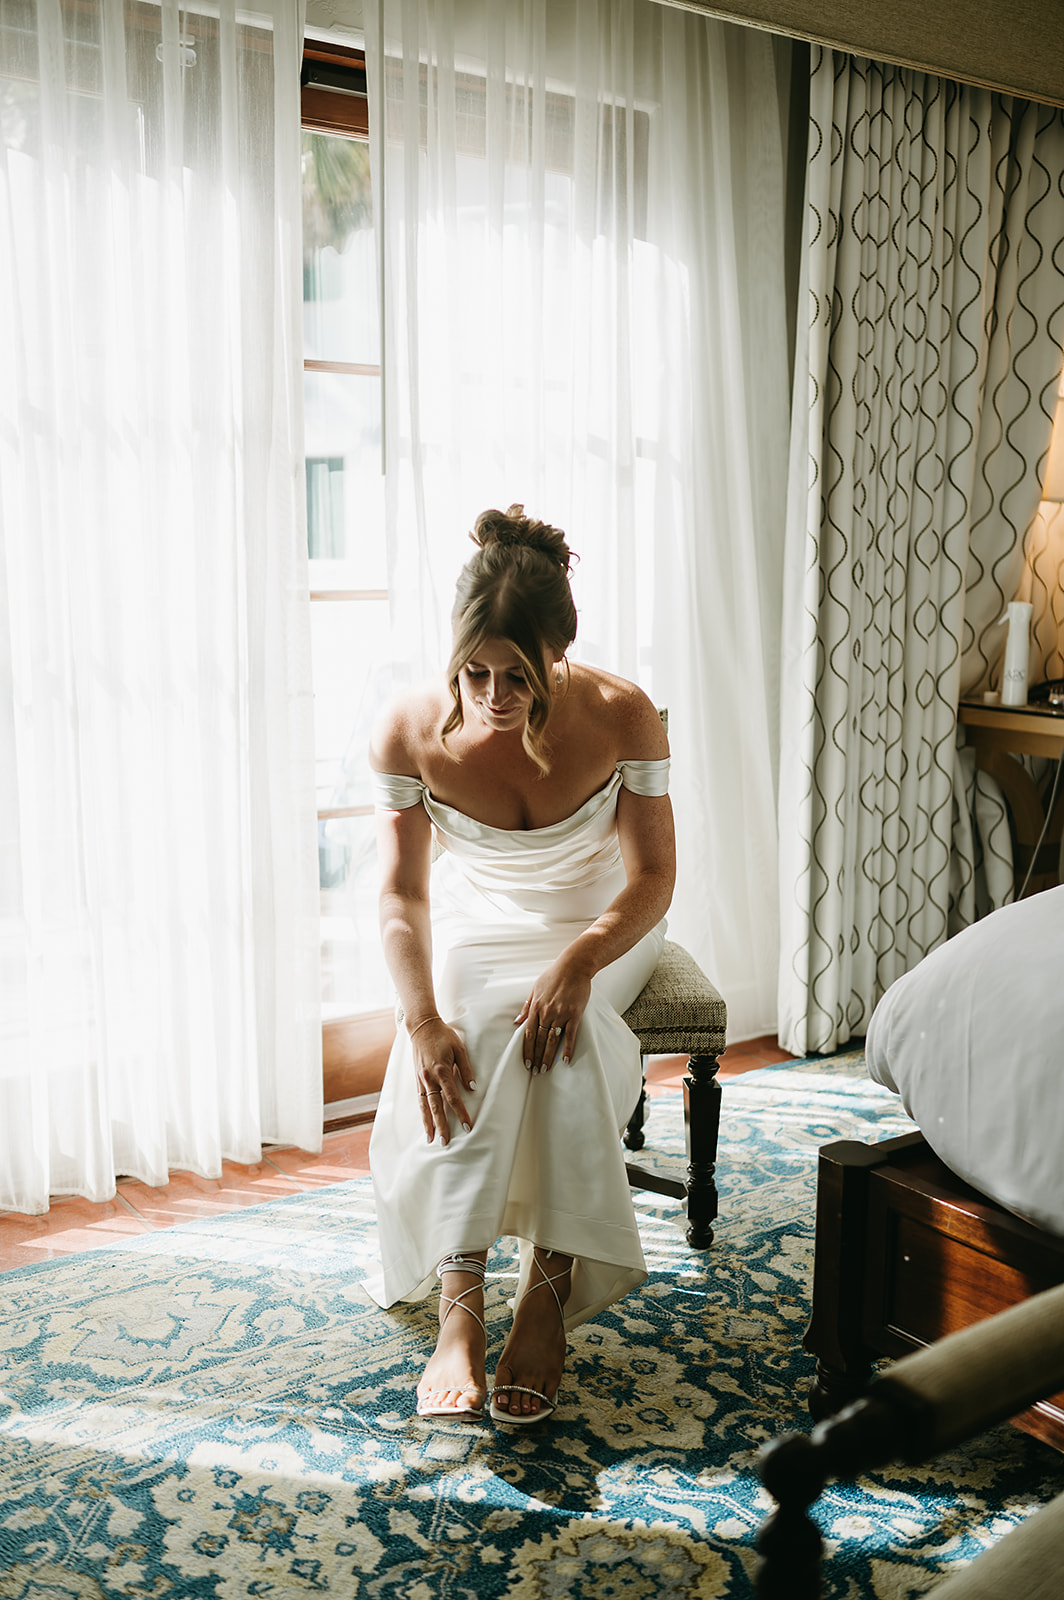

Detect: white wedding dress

[366,758,669,1330]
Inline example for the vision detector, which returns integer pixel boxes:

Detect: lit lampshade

[1043,377,1064,503]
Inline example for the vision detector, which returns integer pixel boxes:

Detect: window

[302,44,393,1096]
[299,43,652,1110]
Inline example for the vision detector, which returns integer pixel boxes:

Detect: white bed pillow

[865,884,1064,1237]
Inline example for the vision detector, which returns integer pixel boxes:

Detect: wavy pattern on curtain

[0,0,321,1213]
[363,0,792,1040]
[778,47,1064,1057]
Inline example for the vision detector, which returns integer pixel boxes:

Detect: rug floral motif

[1,1056,1062,1598]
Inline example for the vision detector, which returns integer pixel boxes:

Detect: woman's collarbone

[429,744,616,831]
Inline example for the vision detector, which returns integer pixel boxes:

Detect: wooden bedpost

[803,1132,924,1418]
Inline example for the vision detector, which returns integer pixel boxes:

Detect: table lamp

[1036,371,1064,710]
[1043,373,1064,504]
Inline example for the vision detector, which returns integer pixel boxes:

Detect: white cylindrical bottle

[1000,600,1032,707]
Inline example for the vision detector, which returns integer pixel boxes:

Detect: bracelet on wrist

[407,1014,442,1041]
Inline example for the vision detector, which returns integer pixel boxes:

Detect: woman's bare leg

[416,1250,489,1417]
[492,1247,571,1418]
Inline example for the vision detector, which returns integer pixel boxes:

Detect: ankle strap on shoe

[436,1253,487,1281]
[436,1254,487,1337]
[526,1253,570,1326]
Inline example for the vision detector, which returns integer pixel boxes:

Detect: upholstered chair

[755,1281,1064,1598]
[621,941,727,1248]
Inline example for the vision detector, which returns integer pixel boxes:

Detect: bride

[367,504,675,1424]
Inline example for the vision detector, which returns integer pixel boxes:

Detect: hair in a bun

[441,504,579,774]
[471,504,573,572]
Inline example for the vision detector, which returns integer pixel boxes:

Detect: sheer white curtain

[0,0,322,1213]
[364,0,792,1040]
[778,50,1064,1056]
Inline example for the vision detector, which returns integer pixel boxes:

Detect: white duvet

[865,884,1064,1237]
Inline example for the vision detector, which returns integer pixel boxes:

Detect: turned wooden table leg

[684,1053,721,1248]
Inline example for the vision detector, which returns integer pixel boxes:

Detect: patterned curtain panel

[778,47,1064,1057]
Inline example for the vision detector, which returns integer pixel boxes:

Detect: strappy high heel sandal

[489,1254,569,1426]
[416,1254,488,1422]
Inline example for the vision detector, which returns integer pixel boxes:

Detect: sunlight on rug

[2,1053,1063,1599]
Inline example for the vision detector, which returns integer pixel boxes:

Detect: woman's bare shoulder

[370,681,447,775]
[569,665,669,757]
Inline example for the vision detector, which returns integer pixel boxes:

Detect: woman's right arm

[372,704,475,1144]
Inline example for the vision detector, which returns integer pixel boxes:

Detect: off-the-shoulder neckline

[376,757,667,837]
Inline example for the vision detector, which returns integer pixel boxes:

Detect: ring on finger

[552,1025,563,1038]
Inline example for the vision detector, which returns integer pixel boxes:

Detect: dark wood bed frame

[803,1129,1064,1452]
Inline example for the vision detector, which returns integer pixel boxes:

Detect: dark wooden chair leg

[756,1434,826,1599]
[683,1053,721,1248]
[624,1075,648,1152]
[756,1400,904,1598]
[625,1064,686,1201]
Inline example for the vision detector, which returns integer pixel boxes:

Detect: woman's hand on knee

[515,956,592,1073]
[412,1021,476,1145]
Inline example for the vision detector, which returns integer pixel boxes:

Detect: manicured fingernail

[524,1059,532,1070]
[469,1080,476,1090]
[463,1120,472,1131]
[562,1054,570,1064]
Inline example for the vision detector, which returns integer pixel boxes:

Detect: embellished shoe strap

[490,1384,554,1405]
[436,1254,487,1336]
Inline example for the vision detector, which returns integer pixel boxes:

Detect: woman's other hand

[412,1019,476,1144]
[515,954,592,1073]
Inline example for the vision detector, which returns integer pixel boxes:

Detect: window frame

[302,40,395,1121]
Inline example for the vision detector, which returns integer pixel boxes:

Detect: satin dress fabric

[365,758,669,1330]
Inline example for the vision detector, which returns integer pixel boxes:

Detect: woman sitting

[367,505,675,1424]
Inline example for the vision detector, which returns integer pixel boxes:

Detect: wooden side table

[957,700,1064,895]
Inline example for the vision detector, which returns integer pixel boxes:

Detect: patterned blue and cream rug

[2,1055,1063,1598]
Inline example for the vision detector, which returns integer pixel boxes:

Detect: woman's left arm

[517,699,676,1071]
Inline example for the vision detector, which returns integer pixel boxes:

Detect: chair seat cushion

[622,940,726,1055]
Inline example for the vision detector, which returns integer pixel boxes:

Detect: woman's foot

[416,1255,488,1420]
[491,1249,571,1422]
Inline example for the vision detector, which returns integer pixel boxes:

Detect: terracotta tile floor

[644,1033,796,1094]
[0,1036,794,1275]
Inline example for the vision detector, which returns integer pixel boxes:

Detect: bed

[803,884,1064,1451]
[802,1128,1064,1450]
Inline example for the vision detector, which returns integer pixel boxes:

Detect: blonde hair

[442,504,577,774]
